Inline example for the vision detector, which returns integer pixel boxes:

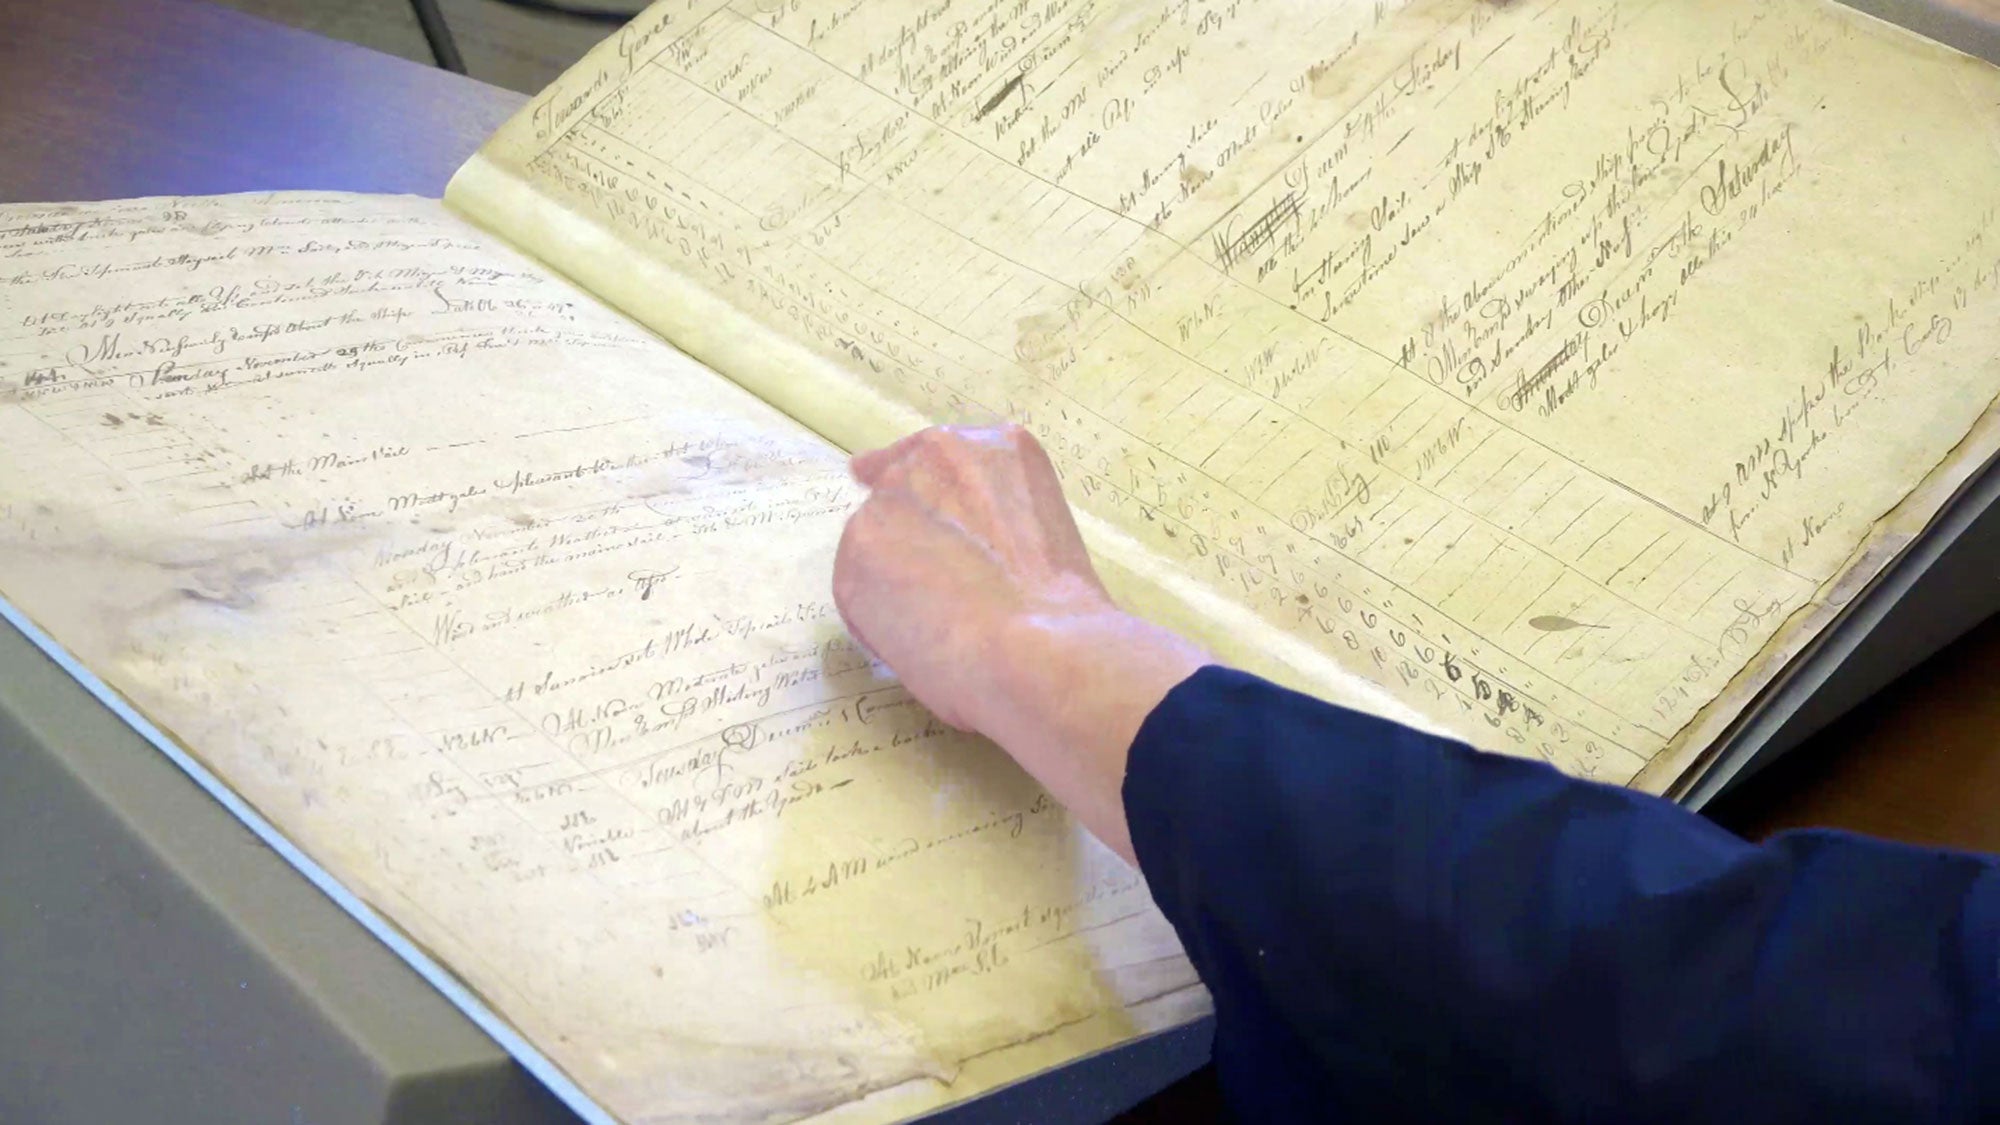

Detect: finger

[849,445,897,487]
[850,426,943,487]
[863,424,1013,485]
[863,437,985,534]
[831,503,890,662]
[833,489,965,614]
[833,492,982,682]
[1007,422,1058,479]
[951,423,1023,452]
[997,425,1106,588]
[861,482,980,553]
[1014,429,1090,544]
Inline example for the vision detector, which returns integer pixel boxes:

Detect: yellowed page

[0,194,1207,1124]
[448,0,2000,794]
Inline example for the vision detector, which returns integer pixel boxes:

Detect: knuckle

[909,428,957,467]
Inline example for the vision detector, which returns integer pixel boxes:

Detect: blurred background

[217,0,2000,96]
[218,0,2000,98]
[211,0,644,93]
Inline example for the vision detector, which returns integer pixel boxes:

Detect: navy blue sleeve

[1122,666,2000,1124]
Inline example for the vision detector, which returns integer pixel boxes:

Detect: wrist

[966,605,1210,862]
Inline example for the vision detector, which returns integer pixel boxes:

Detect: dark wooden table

[0,0,521,201]
[1709,615,2000,852]
[3,0,1997,1121]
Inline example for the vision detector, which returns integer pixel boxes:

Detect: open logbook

[4,1,2000,1121]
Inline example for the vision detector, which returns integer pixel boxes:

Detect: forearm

[968,608,1208,864]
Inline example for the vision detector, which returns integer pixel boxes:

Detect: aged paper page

[0,194,1205,1124]
[451,0,2000,793]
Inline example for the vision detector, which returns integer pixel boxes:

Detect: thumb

[850,430,930,487]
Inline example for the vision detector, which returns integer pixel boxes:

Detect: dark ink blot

[1528,615,1607,632]
[975,73,1028,121]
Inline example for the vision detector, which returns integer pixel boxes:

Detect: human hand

[833,424,1208,863]
[832,423,1112,733]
